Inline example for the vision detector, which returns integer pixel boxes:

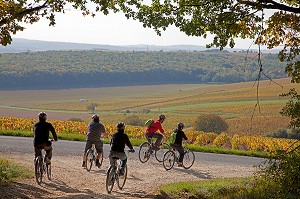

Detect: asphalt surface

[0,135,264,167]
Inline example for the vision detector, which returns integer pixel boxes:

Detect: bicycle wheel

[86,149,94,172]
[155,142,170,162]
[117,165,127,190]
[138,142,151,163]
[46,164,52,180]
[106,166,116,194]
[163,150,176,170]
[182,149,195,169]
[34,156,43,184]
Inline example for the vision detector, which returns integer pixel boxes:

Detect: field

[0,78,298,136]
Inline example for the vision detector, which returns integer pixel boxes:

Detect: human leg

[83,141,92,167]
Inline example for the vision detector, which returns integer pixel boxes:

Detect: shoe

[118,168,125,176]
[82,161,86,167]
[45,157,51,165]
[177,162,183,167]
[96,161,101,168]
[153,146,160,151]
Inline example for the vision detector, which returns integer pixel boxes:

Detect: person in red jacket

[145,114,166,150]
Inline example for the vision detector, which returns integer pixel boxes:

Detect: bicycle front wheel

[182,150,195,169]
[138,142,151,163]
[155,142,170,162]
[86,149,94,172]
[163,150,176,170]
[34,156,43,185]
[117,165,127,190]
[46,164,52,180]
[106,166,116,194]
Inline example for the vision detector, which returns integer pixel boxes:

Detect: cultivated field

[0,78,298,136]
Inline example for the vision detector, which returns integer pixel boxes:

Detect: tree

[1,1,300,82]
[194,114,228,134]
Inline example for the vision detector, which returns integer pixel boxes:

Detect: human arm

[49,123,58,141]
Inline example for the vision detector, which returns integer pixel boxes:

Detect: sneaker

[45,157,51,165]
[177,162,183,167]
[118,169,125,176]
[82,161,86,167]
[96,161,101,168]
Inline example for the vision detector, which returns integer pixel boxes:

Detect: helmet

[177,122,184,129]
[38,112,47,119]
[116,122,125,130]
[158,114,166,120]
[92,114,99,122]
[92,114,99,120]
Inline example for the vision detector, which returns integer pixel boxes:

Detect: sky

[14,9,267,50]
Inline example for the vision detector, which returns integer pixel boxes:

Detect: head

[38,112,47,121]
[116,122,125,131]
[158,114,166,123]
[177,122,184,130]
[92,114,100,122]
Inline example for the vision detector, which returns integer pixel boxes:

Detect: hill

[0,38,280,53]
[0,49,287,90]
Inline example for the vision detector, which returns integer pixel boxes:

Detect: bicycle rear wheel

[155,142,170,162]
[163,150,176,170]
[46,164,52,180]
[106,166,116,194]
[138,142,151,163]
[117,165,127,190]
[34,156,43,184]
[86,149,94,172]
[182,150,195,169]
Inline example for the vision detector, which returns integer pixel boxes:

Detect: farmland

[0,78,297,136]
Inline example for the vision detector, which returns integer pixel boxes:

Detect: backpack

[145,119,154,127]
[169,131,177,144]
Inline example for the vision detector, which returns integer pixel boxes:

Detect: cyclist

[170,122,188,167]
[33,112,58,165]
[109,122,135,175]
[82,114,106,168]
[145,114,166,150]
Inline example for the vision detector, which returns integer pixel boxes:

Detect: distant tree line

[0,50,287,89]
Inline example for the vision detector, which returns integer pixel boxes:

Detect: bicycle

[138,135,170,163]
[106,149,134,194]
[85,143,103,172]
[162,141,195,170]
[34,139,54,185]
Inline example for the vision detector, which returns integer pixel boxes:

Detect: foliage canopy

[1,1,300,81]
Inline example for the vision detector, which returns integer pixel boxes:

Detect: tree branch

[0,1,49,26]
[241,0,300,13]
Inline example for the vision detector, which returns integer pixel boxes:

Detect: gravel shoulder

[0,151,257,199]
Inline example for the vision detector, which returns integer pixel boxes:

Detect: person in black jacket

[170,122,188,167]
[109,122,134,175]
[33,112,58,165]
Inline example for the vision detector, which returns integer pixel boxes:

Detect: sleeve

[183,131,188,140]
[124,134,133,150]
[157,122,165,133]
[49,123,58,141]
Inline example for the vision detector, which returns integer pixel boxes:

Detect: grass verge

[159,177,271,199]
[0,158,33,185]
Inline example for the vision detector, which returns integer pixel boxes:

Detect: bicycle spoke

[117,165,127,190]
[106,166,116,194]
[163,151,175,170]
[155,142,170,162]
[138,142,151,163]
[182,150,195,169]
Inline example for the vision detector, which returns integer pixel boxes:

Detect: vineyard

[1,116,299,154]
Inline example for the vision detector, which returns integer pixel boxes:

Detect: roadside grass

[159,177,278,199]
[0,158,33,185]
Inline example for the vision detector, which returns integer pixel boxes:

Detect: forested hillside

[0,50,287,89]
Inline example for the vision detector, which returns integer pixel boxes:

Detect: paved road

[0,135,264,167]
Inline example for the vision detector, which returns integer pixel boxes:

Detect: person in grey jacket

[82,114,106,168]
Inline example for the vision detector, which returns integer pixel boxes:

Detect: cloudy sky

[14,9,266,50]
